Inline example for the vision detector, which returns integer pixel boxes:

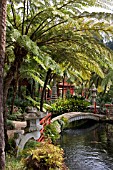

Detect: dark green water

[59,121,113,170]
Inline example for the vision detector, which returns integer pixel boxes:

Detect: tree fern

[5,0,113,110]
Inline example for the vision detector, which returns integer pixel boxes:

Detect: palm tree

[0,0,7,169]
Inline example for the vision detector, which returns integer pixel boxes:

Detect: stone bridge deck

[52,112,106,123]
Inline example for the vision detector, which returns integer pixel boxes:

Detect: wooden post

[94,102,96,114]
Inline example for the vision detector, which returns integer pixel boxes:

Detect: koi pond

[59,121,113,170]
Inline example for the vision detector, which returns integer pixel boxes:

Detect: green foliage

[5,0,113,120]
[6,92,31,112]
[25,96,51,112]
[23,142,65,170]
[6,140,67,170]
[61,116,68,125]
[7,114,22,121]
[49,96,90,116]
[6,154,24,170]
[8,138,17,155]
[44,122,60,144]
[24,140,41,150]
[97,85,113,105]
[7,106,23,121]
[21,140,41,159]
[25,96,40,110]
[7,120,15,130]
[6,0,113,83]
[6,140,67,169]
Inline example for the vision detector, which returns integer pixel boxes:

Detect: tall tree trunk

[3,46,27,151]
[0,0,7,169]
[31,79,35,99]
[47,78,52,100]
[3,46,27,106]
[10,80,18,114]
[40,69,51,111]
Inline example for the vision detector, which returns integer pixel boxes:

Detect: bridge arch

[51,112,105,133]
[68,113,100,123]
[52,112,105,123]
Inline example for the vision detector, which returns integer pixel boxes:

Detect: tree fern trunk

[3,46,27,151]
[31,79,35,99]
[40,69,51,111]
[3,46,27,106]
[47,79,51,100]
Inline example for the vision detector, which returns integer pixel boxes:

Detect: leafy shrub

[49,97,90,117]
[44,122,60,144]
[20,140,41,159]
[6,154,24,170]
[23,142,65,170]
[24,140,40,150]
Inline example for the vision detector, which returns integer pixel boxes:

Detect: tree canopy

[4,0,113,111]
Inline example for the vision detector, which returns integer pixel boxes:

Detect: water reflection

[59,121,113,170]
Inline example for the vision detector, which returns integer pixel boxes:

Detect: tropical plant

[88,40,113,99]
[23,142,65,170]
[4,0,113,152]
[44,122,60,144]
[5,0,113,111]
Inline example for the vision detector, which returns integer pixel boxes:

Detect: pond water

[58,121,113,170]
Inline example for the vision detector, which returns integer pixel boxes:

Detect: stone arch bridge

[52,112,106,123]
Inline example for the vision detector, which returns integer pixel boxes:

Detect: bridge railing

[38,113,51,142]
